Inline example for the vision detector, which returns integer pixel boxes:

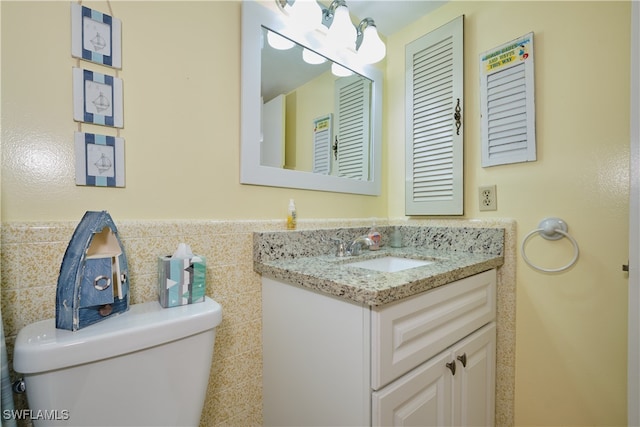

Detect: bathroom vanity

[254,226,504,427]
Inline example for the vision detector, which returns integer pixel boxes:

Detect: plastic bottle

[367,222,381,250]
[287,199,297,230]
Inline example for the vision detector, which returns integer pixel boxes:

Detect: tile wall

[1,217,516,427]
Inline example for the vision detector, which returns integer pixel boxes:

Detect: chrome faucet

[333,235,374,257]
[348,236,373,256]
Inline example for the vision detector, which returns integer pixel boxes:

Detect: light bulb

[327,5,356,51]
[302,48,327,65]
[331,62,353,77]
[288,0,322,30]
[358,25,386,64]
[267,30,295,50]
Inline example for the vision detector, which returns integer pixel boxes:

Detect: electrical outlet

[479,185,497,211]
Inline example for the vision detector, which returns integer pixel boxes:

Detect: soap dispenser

[367,222,381,251]
[287,199,297,230]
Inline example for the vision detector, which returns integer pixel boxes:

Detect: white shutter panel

[312,115,332,174]
[405,16,464,215]
[480,33,536,167]
[335,76,371,180]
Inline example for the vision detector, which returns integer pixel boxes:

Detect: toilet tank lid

[13,297,222,374]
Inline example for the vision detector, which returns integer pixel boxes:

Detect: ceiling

[344,0,447,37]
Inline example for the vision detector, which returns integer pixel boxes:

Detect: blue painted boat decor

[56,211,130,331]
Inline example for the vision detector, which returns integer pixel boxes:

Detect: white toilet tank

[13,297,222,427]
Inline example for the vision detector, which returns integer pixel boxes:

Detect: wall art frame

[75,132,125,188]
[73,67,124,128]
[479,32,536,167]
[71,3,122,69]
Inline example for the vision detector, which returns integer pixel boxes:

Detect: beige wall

[2,218,268,427]
[0,0,387,222]
[286,70,334,172]
[386,1,631,425]
[1,0,632,426]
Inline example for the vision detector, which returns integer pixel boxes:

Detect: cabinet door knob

[457,353,467,367]
[446,361,456,375]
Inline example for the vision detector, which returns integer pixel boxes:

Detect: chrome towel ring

[521,217,579,273]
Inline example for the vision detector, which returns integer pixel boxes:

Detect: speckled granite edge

[254,225,505,263]
[256,250,503,306]
[253,225,505,306]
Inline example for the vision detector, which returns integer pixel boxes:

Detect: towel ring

[521,217,579,273]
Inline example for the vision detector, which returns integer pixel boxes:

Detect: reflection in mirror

[261,26,373,180]
[241,0,382,196]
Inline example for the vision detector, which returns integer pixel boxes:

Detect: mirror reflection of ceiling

[261,0,447,101]
[262,28,333,102]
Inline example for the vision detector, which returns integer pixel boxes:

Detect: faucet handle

[349,243,362,256]
[332,239,347,257]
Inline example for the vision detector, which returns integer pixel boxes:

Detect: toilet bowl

[13,297,222,427]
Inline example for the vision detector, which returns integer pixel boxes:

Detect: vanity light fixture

[356,18,386,64]
[275,0,387,64]
[289,0,323,29]
[322,0,357,51]
[331,62,353,77]
[276,0,322,30]
[302,48,327,64]
[267,30,295,50]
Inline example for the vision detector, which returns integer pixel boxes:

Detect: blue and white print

[71,3,122,69]
[75,132,125,188]
[72,68,123,128]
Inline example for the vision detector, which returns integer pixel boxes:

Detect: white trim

[240,1,382,196]
[629,2,639,425]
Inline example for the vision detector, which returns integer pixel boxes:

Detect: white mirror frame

[240,0,382,195]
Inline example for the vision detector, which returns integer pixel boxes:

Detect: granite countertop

[254,246,503,307]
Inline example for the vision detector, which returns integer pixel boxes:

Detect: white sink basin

[344,256,434,273]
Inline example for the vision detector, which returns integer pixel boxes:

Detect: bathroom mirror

[261,27,374,179]
[241,0,382,195]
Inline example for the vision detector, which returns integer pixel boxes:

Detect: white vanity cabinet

[372,322,496,426]
[262,269,497,427]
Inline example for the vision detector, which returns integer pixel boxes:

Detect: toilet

[13,296,222,427]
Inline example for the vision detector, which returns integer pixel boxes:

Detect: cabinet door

[372,350,453,427]
[262,277,371,427]
[372,269,496,390]
[405,15,464,215]
[452,322,496,427]
[372,322,496,427]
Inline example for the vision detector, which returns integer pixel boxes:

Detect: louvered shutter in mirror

[405,16,464,215]
[335,76,371,180]
[313,115,332,174]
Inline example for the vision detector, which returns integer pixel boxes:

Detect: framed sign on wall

[71,3,122,68]
[73,68,124,128]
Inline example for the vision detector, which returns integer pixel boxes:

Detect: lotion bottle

[287,199,297,230]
